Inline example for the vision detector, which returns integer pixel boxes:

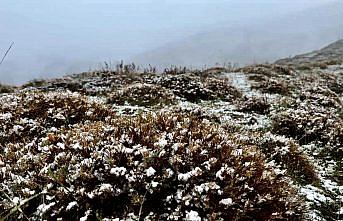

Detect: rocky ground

[0,42,343,220]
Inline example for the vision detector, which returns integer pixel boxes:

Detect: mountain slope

[276,39,343,65]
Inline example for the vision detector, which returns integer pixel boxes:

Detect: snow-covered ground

[0,63,342,220]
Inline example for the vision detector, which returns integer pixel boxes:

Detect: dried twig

[0,188,41,221]
[0,42,14,66]
[138,189,148,221]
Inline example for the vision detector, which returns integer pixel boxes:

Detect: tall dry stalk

[0,42,14,66]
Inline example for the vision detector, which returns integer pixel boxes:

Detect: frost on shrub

[0,84,15,94]
[252,79,291,95]
[271,109,331,145]
[0,111,304,220]
[239,64,295,77]
[259,132,318,185]
[298,86,342,108]
[239,64,294,95]
[154,74,242,102]
[0,91,113,145]
[323,120,343,161]
[238,97,270,115]
[107,83,175,107]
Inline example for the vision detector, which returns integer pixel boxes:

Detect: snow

[99,184,113,192]
[166,168,174,178]
[80,210,92,221]
[37,202,56,215]
[110,167,127,176]
[52,113,66,120]
[66,201,78,210]
[233,149,243,156]
[0,112,12,120]
[155,137,168,148]
[56,142,65,149]
[151,181,159,188]
[216,165,234,180]
[12,197,20,205]
[185,210,201,221]
[178,167,202,182]
[13,125,23,134]
[146,167,156,177]
[300,185,328,205]
[219,198,233,206]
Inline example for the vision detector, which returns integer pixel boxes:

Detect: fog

[0,0,339,85]
[133,1,343,68]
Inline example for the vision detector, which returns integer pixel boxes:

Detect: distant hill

[131,1,343,68]
[276,39,343,65]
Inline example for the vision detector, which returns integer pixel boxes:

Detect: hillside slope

[277,39,343,66]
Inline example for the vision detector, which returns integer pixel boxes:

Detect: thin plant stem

[0,42,14,66]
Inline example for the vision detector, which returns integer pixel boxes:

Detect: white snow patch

[185,210,201,221]
[146,167,156,177]
[80,209,92,221]
[110,167,127,176]
[219,198,233,206]
[66,201,78,211]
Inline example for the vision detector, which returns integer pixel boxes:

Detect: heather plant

[0,84,14,94]
[252,79,291,95]
[0,91,113,145]
[22,79,48,88]
[107,83,176,107]
[271,109,331,145]
[0,110,304,220]
[259,133,318,185]
[321,120,343,161]
[238,96,270,115]
[239,64,294,77]
[155,74,242,102]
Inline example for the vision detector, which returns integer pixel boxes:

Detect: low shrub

[322,120,343,161]
[0,112,304,220]
[252,79,291,95]
[238,97,270,115]
[271,109,330,145]
[0,91,113,145]
[107,83,175,107]
[298,87,342,108]
[22,79,48,88]
[259,133,318,185]
[0,84,14,93]
[239,64,294,77]
[155,74,242,102]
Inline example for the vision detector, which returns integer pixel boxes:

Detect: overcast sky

[0,0,338,84]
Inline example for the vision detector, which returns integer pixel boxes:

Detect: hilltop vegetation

[1,41,343,220]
